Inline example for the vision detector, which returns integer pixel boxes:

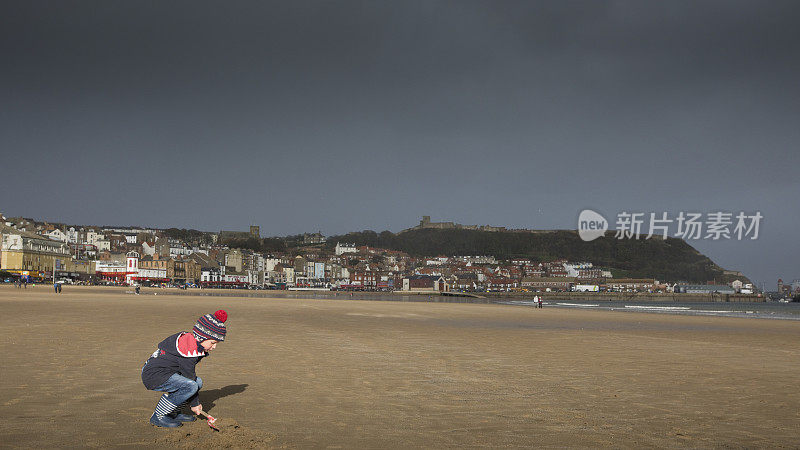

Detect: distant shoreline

[14,284,765,303]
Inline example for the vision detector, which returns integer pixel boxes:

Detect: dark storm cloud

[1,1,798,285]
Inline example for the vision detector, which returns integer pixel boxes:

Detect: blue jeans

[153,373,203,407]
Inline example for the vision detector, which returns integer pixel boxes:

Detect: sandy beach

[1,285,799,448]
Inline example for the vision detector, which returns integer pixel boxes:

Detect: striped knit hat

[193,310,227,342]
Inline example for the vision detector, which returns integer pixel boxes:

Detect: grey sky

[2,1,798,287]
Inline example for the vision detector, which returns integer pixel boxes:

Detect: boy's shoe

[149,413,182,428]
[169,412,197,422]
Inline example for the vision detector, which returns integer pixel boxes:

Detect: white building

[95,260,128,282]
[66,227,81,244]
[169,244,190,257]
[125,252,139,284]
[95,260,127,273]
[85,230,104,246]
[283,267,295,286]
[335,242,357,256]
[141,241,157,257]
[265,258,281,272]
[248,270,263,285]
[47,229,68,242]
[201,270,215,283]
[225,273,249,284]
[137,266,167,280]
[95,239,111,252]
[731,279,755,294]
[251,253,265,272]
[563,262,593,278]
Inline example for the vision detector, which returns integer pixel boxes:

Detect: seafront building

[675,284,736,295]
[0,224,70,279]
[94,252,201,285]
[520,277,576,291]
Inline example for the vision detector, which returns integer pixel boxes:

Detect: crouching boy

[141,310,228,427]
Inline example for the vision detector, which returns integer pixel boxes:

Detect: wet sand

[1,285,799,448]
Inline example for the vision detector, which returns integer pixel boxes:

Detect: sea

[498,299,800,320]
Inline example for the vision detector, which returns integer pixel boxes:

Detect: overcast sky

[2,1,798,287]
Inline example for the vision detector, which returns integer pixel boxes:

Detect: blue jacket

[141,332,206,391]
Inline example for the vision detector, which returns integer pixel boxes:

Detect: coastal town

[3,212,791,299]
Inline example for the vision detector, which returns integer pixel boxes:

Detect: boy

[141,310,228,427]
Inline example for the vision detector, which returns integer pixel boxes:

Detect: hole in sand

[156,418,277,449]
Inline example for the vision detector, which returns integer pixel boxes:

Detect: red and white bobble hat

[192,309,228,341]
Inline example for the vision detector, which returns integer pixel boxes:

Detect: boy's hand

[191,404,203,415]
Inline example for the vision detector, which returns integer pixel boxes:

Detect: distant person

[141,309,228,428]
[58,283,62,294]
[54,282,59,294]
[135,285,141,295]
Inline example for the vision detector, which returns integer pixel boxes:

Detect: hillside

[325,229,743,284]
